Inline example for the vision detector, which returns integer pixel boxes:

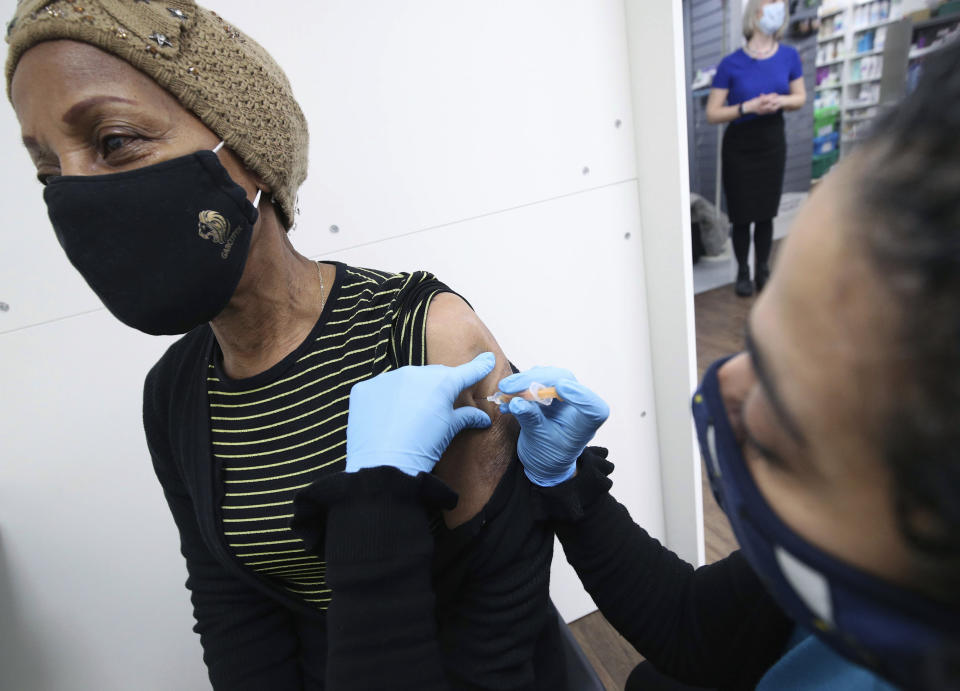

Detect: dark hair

[856,38,960,603]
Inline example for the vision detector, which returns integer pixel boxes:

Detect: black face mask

[43,143,260,335]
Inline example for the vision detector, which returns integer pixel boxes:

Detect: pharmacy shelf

[851,17,899,33]
[849,47,885,58]
[816,56,846,67]
[912,14,960,31]
[793,6,820,22]
[844,98,880,110]
[814,2,902,174]
[846,75,883,85]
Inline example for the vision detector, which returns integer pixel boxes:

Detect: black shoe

[735,271,753,297]
[755,265,770,293]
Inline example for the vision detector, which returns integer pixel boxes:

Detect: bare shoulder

[426,293,498,365]
[426,292,518,527]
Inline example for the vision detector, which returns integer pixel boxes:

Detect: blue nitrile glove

[345,352,496,476]
[498,366,610,486]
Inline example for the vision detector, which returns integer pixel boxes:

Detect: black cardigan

[293,447,794,691]
[142,325,563,690]
[539,448,794,690]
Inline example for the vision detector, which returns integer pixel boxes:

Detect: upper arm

[706,88,729,121]
[425,292,518,527]
[789,76,806,100]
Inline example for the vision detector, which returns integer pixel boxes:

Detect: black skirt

[722,112,786,224]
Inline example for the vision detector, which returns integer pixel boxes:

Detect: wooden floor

[566,275,762,689]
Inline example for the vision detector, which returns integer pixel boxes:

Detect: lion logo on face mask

[198,210,241,260]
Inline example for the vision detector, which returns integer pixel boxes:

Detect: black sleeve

[290,460,561,691]
[290,467,458,691]
[384,270,458,370]
[537,448,794,691]
[143,366,304,691]
[432,459,559,691]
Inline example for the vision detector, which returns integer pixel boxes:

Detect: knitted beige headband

[5,0,308,229]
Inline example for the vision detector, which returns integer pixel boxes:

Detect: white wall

[624,0,703,567]
[0,1,698,689]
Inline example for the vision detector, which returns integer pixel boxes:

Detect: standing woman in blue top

[707,0,806,297]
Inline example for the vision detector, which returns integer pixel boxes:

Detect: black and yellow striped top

[206,263,449,610]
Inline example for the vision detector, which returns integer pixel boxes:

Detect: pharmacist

[299,42,960,691]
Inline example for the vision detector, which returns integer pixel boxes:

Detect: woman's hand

[345,352,496,476]
[498,367,610,486]
[743,93,781,115]
[742,95,763,114]
[762,94,784,112]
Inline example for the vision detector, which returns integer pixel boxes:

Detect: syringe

[486,382,561,407]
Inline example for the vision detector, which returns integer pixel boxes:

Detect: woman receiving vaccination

[6,1,561,688]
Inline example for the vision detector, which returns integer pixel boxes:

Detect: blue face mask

[692,356,960,690]
[757,1,786,35]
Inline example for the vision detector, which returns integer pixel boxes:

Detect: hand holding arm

[344,352,496,476]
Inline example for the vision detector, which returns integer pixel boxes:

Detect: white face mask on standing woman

[758,1,786,36]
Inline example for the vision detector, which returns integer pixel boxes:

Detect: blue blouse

[756,628,898,691]
[712,45,803,122]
